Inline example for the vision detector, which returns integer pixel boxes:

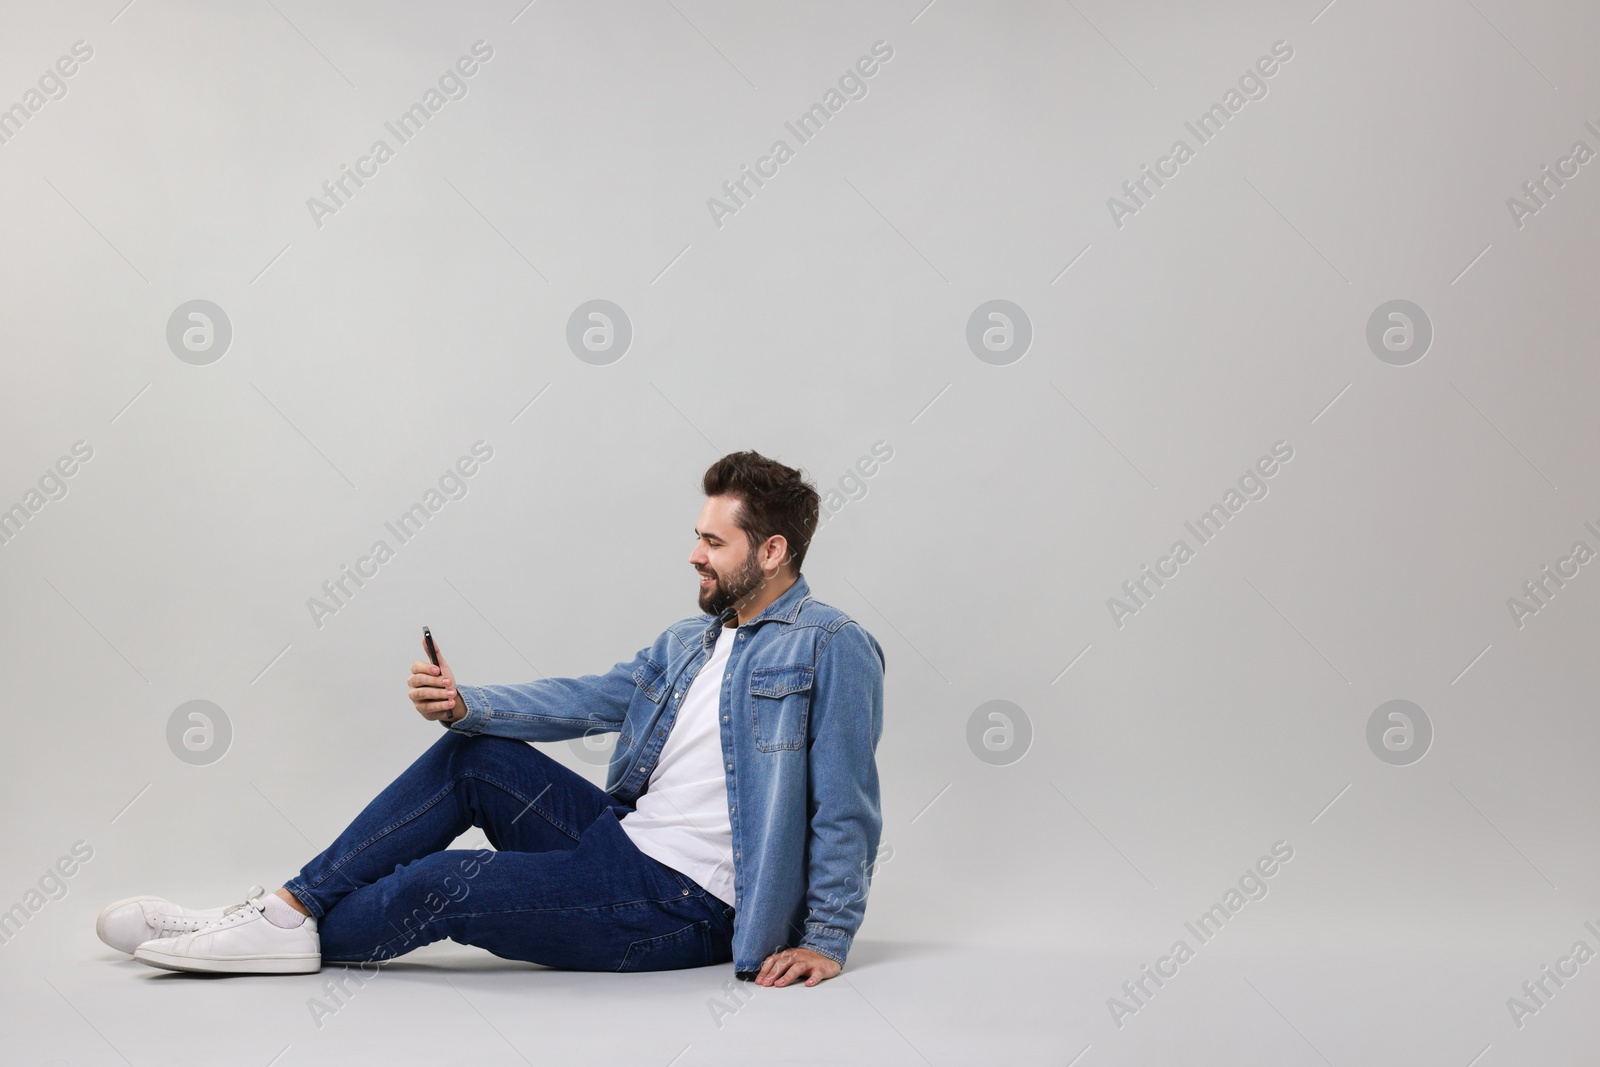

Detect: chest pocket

[620,659,670,752]
[749,664,813,752]
[633,659,669,705]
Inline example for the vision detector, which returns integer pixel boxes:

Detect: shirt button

[726,763,733,770]
[722,716,729,722]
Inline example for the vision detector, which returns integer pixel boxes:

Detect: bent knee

[436,731,541,777]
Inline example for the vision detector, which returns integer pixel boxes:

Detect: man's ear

[764,535,791,577]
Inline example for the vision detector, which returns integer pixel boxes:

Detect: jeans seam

[345,898,704,958]
[411,893,703,920]
[617,920,711,972]
[281,877,324,920]
[297,787,453,899]
[298,771,582,902]
[467,770,585,842]
[661,865,698,896]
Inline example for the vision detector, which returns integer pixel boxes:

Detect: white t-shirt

[618,623,737,906]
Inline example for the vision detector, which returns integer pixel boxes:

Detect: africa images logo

[1107,441,1294,628]
[306,41,495,229]
[1104,40,1294,229]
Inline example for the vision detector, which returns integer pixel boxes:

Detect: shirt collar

[709,574,811,639]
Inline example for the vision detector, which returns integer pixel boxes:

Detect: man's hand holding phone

[409,626,460,723]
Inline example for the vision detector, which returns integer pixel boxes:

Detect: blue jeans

[283,732,736,971]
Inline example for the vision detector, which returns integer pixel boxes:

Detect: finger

[773,960,808,987]
[410,660,442,677]
[767,953,797,985]
[410,677,455,696]
[771,961,802,986]
[414,697,457,718]
[756,953,781,984]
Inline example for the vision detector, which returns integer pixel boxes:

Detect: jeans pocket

[617,920,713,972]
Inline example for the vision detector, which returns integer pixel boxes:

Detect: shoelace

[212,885,269,928]
[151,913,215,937]
[145,884,264,938]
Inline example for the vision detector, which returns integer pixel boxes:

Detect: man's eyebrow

[694,528,725,541]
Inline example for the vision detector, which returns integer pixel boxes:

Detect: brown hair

[701,451,820,575]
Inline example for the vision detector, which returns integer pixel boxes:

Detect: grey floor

[9,924,1599,1065]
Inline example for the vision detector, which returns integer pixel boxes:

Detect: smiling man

[97,451,887,988]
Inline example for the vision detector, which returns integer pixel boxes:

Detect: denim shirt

[447,575,886,976]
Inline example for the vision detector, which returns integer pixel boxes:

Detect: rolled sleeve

[443,683,493,735]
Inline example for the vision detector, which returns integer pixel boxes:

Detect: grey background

[3,0,1599,1064]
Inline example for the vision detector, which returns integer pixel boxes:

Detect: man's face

[690,495,769,618]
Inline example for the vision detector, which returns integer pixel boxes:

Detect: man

[96,451,887,988]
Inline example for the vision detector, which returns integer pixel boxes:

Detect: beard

[697,548,767,620]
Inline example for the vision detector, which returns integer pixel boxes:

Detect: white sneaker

[133,888,320,975]
[96,892,236,954]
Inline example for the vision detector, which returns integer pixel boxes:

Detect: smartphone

[423,627,450,722]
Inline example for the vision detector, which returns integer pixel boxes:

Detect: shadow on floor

[123,937,956,979]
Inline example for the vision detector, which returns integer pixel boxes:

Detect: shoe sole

[134,946,321,975]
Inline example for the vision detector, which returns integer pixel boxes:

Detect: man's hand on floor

[754,947,841,987]
[409,654,459,723]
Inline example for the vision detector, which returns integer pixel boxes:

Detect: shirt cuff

[445,684,491,734]
[797,922,853,967]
